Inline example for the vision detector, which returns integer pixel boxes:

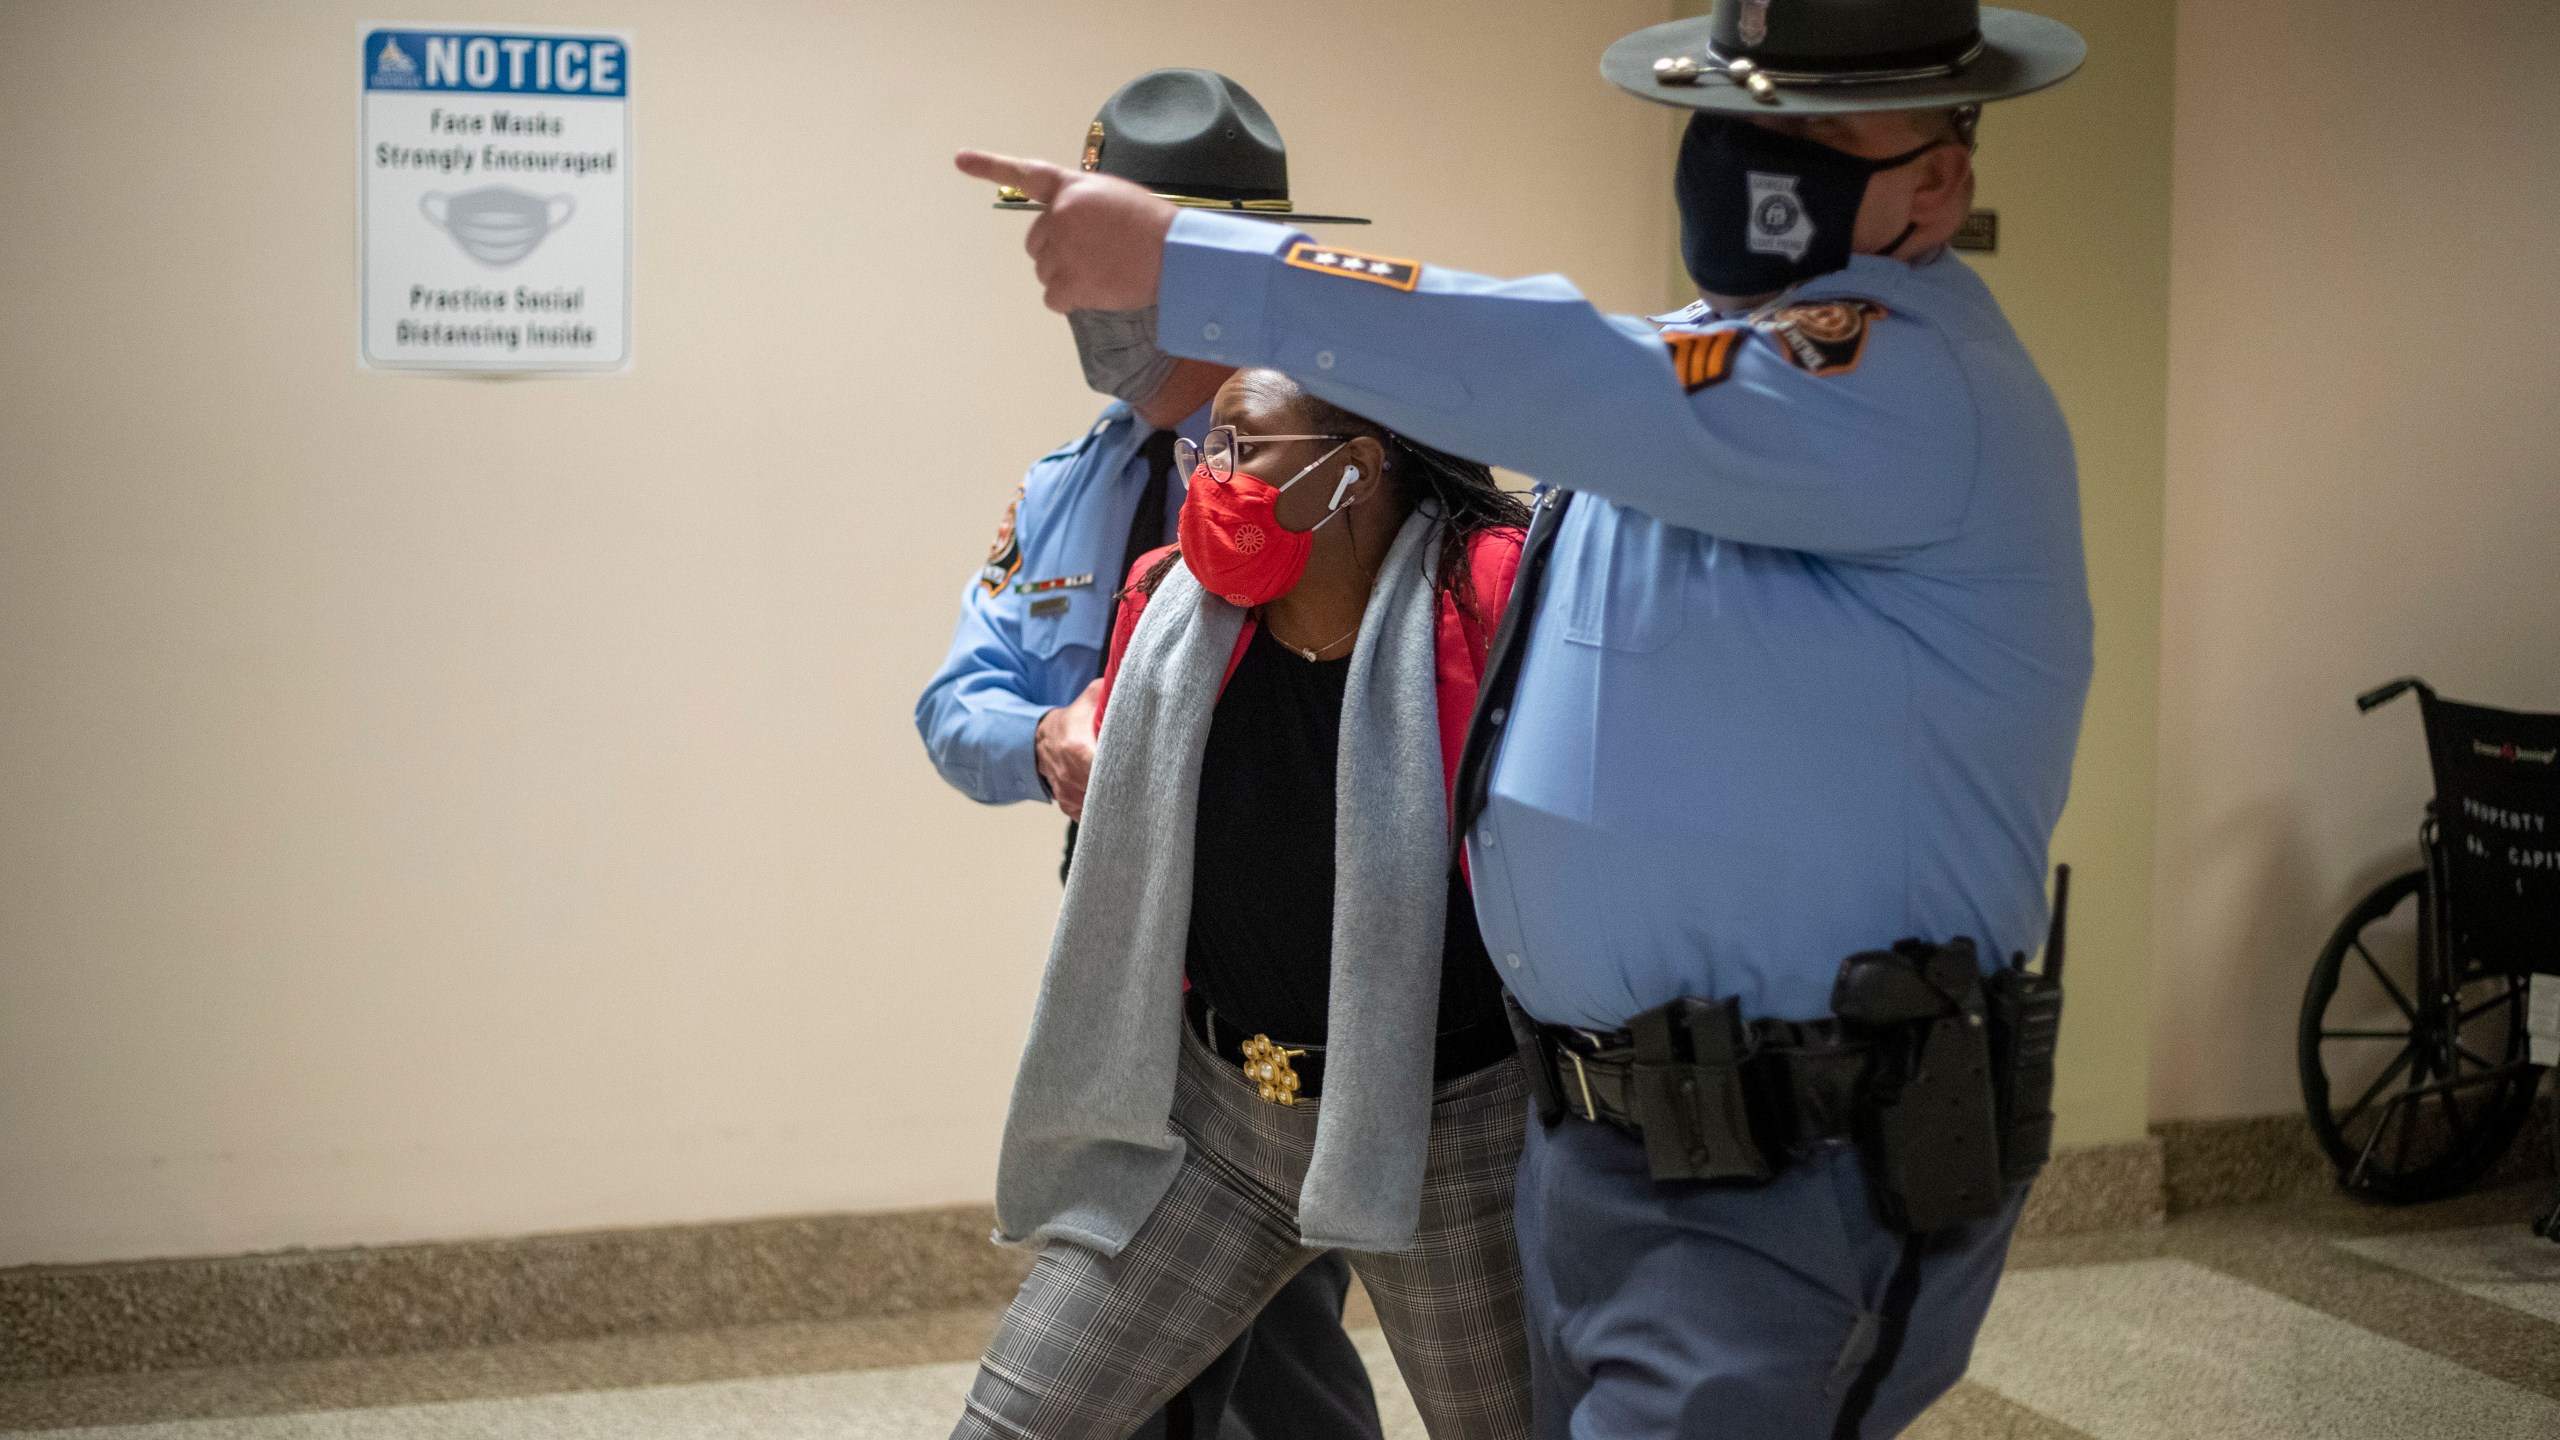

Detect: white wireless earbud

[1328,466,1361,511]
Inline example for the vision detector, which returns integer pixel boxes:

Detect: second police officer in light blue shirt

[959,3,2099,1435]
[917,398,1197,814]
[916,69,1388,1440]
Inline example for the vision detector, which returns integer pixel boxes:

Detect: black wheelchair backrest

[2369,677,2560,975]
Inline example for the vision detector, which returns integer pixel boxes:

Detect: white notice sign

[360,26,631,371]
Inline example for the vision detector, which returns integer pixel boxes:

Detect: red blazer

[1096,528,1526,809]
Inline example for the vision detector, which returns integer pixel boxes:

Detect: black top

[1186,623,1513,1069]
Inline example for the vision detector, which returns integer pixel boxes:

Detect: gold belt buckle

[1240,1034,1308,1106]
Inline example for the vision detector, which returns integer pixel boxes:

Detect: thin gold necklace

[1271,616,1359,661]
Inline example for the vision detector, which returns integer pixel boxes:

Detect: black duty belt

[1186,990,1514,1105]
[1500,924,2068,1241]
[1506,995,1870,1183]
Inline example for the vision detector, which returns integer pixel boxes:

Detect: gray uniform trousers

[1516,1112,2026,1439]
[955,1023,1534,1440]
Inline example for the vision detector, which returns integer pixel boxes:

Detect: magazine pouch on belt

[1629,997,1777,1183]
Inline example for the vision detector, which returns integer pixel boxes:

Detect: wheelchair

[2295,678,2559,1237]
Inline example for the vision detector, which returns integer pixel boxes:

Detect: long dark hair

[1135,375,1529,613]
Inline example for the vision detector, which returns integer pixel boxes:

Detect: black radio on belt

[1987,864,2069,1186]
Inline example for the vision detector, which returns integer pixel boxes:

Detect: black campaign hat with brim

[1602,1,2084,116]
[994,68,1369,225]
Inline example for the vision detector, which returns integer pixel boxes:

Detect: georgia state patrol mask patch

[1662,328,1743,393]
[978,482,1025,596]
[1756,300,1889,378]
[1283,241,1420,291]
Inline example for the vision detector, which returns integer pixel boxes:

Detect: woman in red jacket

[955,369,1534,1440]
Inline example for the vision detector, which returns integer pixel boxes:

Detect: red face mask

[1177,442,1355,608]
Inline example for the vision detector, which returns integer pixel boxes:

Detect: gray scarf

[993,511,1452,1255]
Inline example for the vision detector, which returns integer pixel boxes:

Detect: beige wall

[0,0,1674,1266]
[2151,0,2560,1119]
[1,0,2186,1268]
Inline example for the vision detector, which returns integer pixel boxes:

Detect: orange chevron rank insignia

[1662,328,1743,393]
[1284,241,1421,291]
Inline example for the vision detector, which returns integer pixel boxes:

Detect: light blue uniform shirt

[916,400,1201,805]
[1157,211,2092,1029]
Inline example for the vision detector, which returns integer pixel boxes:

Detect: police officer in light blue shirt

[918,68,1387,1440]
[959,4,2097,1435]
[917,398,1197,813]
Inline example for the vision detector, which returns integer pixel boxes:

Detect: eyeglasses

[1175,426,1356,484]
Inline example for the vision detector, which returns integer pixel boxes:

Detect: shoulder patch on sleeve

[977,481,1025,597]
[1662,327,1744,394]
[1755,299,1889,378]
[1283,241,1421,292]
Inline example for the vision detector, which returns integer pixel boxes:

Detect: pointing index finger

[955,150,1063,204]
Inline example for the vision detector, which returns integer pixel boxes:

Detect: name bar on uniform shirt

[366,30,628,95]
[1015,573,1094,595]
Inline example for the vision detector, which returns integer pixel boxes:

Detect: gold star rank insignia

[1283,241,1421,292]
[1662,328,1743,393]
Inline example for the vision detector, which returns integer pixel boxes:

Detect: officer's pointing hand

[956,150,1176,314]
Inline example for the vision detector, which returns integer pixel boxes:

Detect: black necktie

[1106,430,1179,640]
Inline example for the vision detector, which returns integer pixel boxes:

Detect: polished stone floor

[5,1184,2554,1439]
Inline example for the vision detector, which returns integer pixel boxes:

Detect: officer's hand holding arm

[1033,677,1104,820]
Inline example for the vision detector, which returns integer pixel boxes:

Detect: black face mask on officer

[1675,113,1945,300]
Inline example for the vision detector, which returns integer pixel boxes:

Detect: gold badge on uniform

[1283,241,1421,292]
[1757,299,1888,378]
[1662,327,1744,393]
[977,482,1025,596]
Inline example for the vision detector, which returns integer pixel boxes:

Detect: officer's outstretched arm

[1155,212,1977,560]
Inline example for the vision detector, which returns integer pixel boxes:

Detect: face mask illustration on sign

[420,186,576,266]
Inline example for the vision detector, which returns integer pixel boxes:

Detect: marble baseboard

[11,1142,2172,1383]
[21,1102,2540,1385]
[2020,1138,2167,1237]
[2152,1114,2339,1213]
[2153,1093,2553,1214]
[0,1206,1030,1383]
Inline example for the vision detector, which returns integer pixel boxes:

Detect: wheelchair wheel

[2297,869,2537,1202]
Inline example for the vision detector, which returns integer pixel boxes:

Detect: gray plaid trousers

[955,1024,1533,1440]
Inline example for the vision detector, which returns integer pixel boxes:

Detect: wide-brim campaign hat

[994,67,1369,225]
[1601,0,2084,116]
